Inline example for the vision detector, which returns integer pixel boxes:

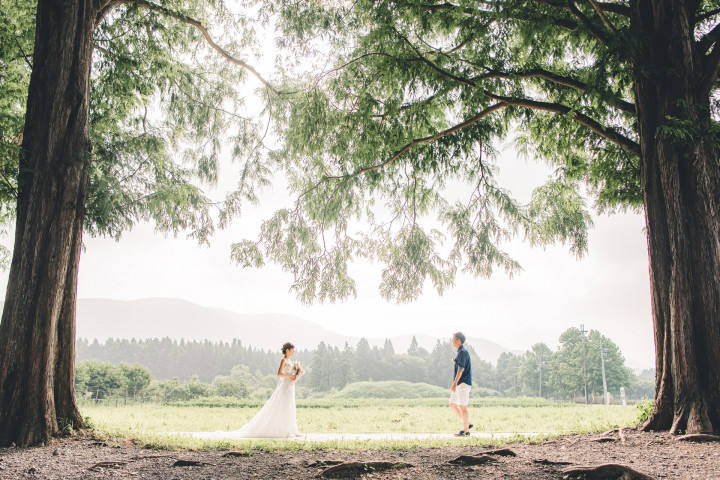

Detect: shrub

[636,399,654,423]
[213,380,249,399]
[331,381,447,399]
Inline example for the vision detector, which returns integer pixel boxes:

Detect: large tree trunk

[632,0,720,434]
[53,187,89,431]
[0,0,100,446]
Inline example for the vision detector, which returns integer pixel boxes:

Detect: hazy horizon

[64,295,653,371]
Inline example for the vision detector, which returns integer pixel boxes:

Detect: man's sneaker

[468,424,474,430]
[454,430,470,437]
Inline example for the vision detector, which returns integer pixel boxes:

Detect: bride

[231,342,304,438]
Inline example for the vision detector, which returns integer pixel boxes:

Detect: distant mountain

[73,298,520,364]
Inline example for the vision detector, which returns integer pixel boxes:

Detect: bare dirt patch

[0,428,717,479]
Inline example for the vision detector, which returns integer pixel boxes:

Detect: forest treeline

[76,327,654,402]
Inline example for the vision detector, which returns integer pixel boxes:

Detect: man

[450,332,473,436]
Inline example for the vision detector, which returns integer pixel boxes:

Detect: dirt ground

[0,428,717,479]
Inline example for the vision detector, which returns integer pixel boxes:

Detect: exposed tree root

[308,460,344,467]
[533,458,573,466]
[88,461,126,471]
[172,459,215,467]
[562,463,655,480]
[675,434,720,443]
[222,451,252,457]
[448,454,496,466]
[475,447,516,456]
[131,454,174,460]
[321,461,413,478]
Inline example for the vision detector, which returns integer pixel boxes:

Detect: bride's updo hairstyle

[281,342,295,354]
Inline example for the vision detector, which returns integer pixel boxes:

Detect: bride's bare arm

[277,359,297,379]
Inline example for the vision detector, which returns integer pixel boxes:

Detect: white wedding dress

[226,359,300,439]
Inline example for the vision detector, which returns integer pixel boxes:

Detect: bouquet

[290,361,304,384]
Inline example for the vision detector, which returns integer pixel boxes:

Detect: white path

[173,432,548,441]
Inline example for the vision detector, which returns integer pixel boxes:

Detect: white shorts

[449,383,471,406]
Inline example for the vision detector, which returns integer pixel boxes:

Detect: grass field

[80,397,643,451]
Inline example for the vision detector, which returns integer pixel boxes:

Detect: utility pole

[600,340,609,405]
[580,324,588,405]
[537,351,544,397]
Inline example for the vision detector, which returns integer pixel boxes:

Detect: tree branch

[702,41,720,95]
[97,0,122,26]
[563,1,613,46]
[419,2,581,31]
[533,0,630,16]
[698,21,720,53]
[13,37,32,70]
[697,7,720,23]
[586,0,620,36]
[394,29,478,88]
[333,102,507,179]
[118,0,282,95]
[298,102,507,201]
[594,2,631,17]
[394,33,636,118]
[483,91,640,156]
[93,44,118,59]
[417,2,476,15]
[447,34,475,54]
[371,92,444,119]
[318,52,398,84]
[391,30,639,138]
[586,0,635,59]
[478,67,635,114]
[533,0,572,11]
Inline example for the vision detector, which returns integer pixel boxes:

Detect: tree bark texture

[0,0,101,446]
[632,0,720,434]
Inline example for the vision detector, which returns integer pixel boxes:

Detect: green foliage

[636,400,654,423]
[330,381,448,399]
[75,360,151,399]
[148,376,212,402]
[0,0,33,204]
[213,379,250,399]
[0,0,270,250]
[234,0,643,303]
[84,0,271,243]
[57,417,75,435]
[119,362,153,396]
[496,351,522,395]
[76,337,287,384]
[0,0,33,265]
[78,328,646,402]
[516,343,553,397]
[627,372,655,400]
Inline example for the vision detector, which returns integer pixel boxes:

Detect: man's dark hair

[453,332,466,344]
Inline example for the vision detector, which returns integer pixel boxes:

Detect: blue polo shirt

[454,345,472,386]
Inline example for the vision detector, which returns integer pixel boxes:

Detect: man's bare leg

[450,402,470,433]
[458,405,470,432]
[450,402,462,422]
